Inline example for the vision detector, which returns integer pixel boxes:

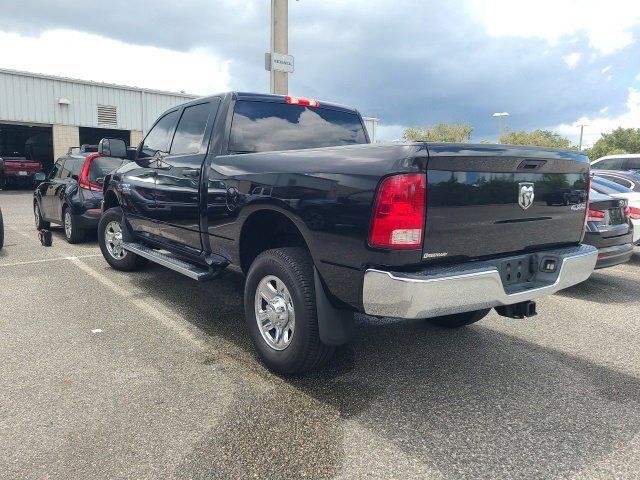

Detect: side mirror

[98,138,127,158]
[34,172,46,183]
[135,156,152,168]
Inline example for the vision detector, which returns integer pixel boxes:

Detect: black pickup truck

[99,92,597,374]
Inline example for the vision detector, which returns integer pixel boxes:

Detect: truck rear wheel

[244,247,335,375]
[427,308,491,328]
[98,207,148,271]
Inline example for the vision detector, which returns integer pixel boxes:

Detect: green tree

[586,127,640,161]
[499,129,575,149]
[404,123,473,143]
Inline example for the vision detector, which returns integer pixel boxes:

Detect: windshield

[229,100,368,153]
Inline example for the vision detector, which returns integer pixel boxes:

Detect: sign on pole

[265,52,294,73]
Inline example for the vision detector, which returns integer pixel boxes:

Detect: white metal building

[0,68,197,172]
[0,68,379,173]
[362,117,378,143]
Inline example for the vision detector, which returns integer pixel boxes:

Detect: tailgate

[423,144,590,262]
[3,158,42,174]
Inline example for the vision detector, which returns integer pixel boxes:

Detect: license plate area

[498,254,537,287]
[18,171,28,176]
[608,208,625,226]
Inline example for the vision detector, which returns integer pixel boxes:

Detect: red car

[0,156,44,189]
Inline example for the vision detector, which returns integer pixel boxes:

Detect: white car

[592,175,640,244]
[591,153,640,172]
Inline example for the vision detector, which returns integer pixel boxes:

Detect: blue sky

[0,0,639,146]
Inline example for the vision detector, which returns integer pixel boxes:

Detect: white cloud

[564,52,581,69]
[469,0,640,55]
[553,88,640,148]
[0,29,230,95]
[601,65,612,74]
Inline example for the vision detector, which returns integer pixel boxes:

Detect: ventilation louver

[97,105,117,126]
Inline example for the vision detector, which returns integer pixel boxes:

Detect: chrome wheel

[104,220,127,260]
[254,275,295,351]
[64,211,72,239]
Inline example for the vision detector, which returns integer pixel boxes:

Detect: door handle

[182,168,200,178]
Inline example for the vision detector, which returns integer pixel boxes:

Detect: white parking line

[0,254,102,268]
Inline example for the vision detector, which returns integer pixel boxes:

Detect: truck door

[125,109,179,237]
[152,101,217,252]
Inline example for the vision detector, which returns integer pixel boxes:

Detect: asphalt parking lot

[1,190,640,479]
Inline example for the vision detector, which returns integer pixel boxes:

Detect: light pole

[269,0,289,95]
[492,112,509,143]
[578,124,589,150]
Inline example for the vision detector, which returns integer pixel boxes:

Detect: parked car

[591,175,640,245]
[592,169,640,193]
[0,155,44,189]
[583,189,634,268]
[0,206,4,250]
[33,138,129,243]
[98,92,597,374]
[591,154,640,172]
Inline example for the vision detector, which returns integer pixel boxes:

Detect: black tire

[0,208,4,250]
[244,247,335,375]
[98,207,148,271]
[428,308,491,328]
[34,201,50,230]
[62,207,85,244]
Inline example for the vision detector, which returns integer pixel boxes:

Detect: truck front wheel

[427,308,491,328]
[98,207,148,271]
[244,247,335,375]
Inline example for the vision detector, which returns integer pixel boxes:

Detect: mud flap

[314,268,354,346]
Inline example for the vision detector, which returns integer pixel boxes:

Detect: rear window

[592,176,632,194]
[229,100,368,153]
[89,157,126,183]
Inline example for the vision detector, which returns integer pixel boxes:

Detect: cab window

[59,159,72,179]
[140,110,179,158]
[49,159,63,179]
[170,102,213,156]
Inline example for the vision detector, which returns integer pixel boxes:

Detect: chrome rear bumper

[362,245,597,319]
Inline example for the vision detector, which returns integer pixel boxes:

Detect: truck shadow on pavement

[555,267,639,304]
[129,265,640,479]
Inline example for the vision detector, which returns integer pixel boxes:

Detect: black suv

[34,139,128,243]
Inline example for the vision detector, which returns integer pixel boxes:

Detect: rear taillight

[625,206,640,220]
[285,96,319,107]
[587,209,605,222]
[369,173,426,249]
[79,153,102,191]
